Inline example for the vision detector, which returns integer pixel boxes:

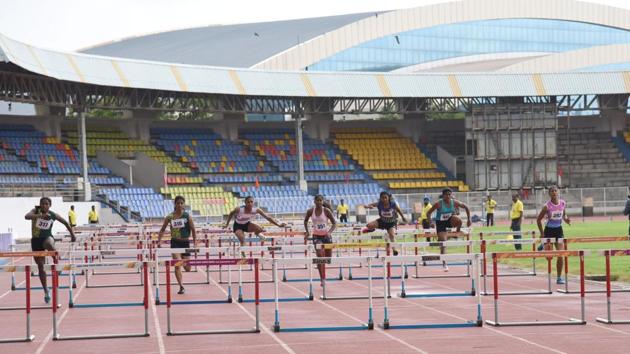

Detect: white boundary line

[149,287,166,354]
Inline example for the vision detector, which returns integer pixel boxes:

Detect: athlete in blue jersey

[426,188,471,271]
[364,191,407,256]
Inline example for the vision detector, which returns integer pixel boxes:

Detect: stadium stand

[99,187,171,219]
[160,186,239,216]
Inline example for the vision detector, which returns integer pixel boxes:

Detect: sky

[1,0,630,52]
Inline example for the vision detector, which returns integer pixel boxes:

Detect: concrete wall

[0,197,101,240]
[133,152,166,190]
[97,151,133,185]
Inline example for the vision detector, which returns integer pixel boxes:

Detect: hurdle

[1,251,61,310]
[382,253,483,329]
[53,261,150,340]
[554,237,630,294]
[397,252,477,298]
[479,231,538,277]
[68,249,147,289]
[7,249,72,291]
[272,256,374,332]
[406,239,472,279]
[485,250,586,327]
[154,247,229,305]
[480,238,552,296]
[165,258,260,335]
[0,265,35,342]
[596,250,630,324]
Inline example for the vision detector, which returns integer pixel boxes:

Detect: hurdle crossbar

[486,251,586,327]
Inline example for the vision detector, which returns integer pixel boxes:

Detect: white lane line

[271,269,428,354]
[203,268,296,354]
[149,286,166,354]
[343,266,567,354]
[34,280,87,354]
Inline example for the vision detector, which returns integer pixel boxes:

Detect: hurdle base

[399,291,473,298]
[596,317,630,324]
[321,295,390,301]
[167,328,259,336]
[480,289,551,296]
[54,333,149,341]
[218,280,274,285]
[86,283,142,289]
[380,321,479,329]
[242,297,311,303]
[284,278,341,283]
[413,274,470,279]
[0,304,61,311]
[70,302,144,308]
[557,288,630,294]
[273,324,370,332]
[169,299,231,305]
[485,318,585,326]
[0,335,35,343]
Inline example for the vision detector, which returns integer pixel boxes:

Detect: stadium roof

[82,12,381,68]
[1,0,630,100]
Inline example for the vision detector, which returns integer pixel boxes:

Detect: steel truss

[1,70,628,114]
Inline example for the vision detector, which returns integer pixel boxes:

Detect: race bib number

[550,211,563,220]
[315,223,327,230]
[171,218,186,229]
[36,218,53,230]
[381,210,394,218]
[440,213,452,221]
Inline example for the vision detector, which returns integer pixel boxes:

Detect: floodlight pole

[295,115,307,191]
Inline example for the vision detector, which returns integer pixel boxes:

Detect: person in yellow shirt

[68,205,77,228]
[419,196,433,242]
[485,195,497,226]
[510,194,524,250]
[88,205,99,224]
[336,199,349,223]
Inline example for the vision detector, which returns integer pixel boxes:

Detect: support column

[78,110,91,201]
[295,116,307,191]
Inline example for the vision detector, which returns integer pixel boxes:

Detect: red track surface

[1,254,629,354]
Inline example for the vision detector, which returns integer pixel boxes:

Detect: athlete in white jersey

[304,195,337,286]
[225,196,286,246]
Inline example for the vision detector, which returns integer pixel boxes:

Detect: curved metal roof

[1,0,630,99]
[82,12,380,68]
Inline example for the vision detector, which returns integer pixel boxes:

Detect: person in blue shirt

[425,188,471,271]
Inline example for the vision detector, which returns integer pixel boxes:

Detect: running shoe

[178,287,185,295]
[44,293,51,304]
[392,249,399,256]
[556,277,565,285]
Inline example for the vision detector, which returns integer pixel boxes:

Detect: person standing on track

[485,195,497,226]
[425,188,471,271]
[224,196,286,249]
[68,205,77,229]
[158,196,197,295]
[25,197,76,303]
[88,205,98,224]
[304,195,337,286]
[363,191,407,256]
[536,185,571,285]
[510,194,524,250]
[336,199,349,224]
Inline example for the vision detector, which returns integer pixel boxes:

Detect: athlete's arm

[303,208,313,239]
[258,209,285,228]
[157,217,170,248]
[395,204,408,224]
[455,200,471,227]
[536,206,547,238]
[55,214,76,242]
[224,207,239,229]
[324,208,337,235]
[25,208,40,220]
[363,202,377,209]
[188,214,197,245]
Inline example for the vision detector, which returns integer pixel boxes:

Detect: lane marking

[149,286,166,354]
